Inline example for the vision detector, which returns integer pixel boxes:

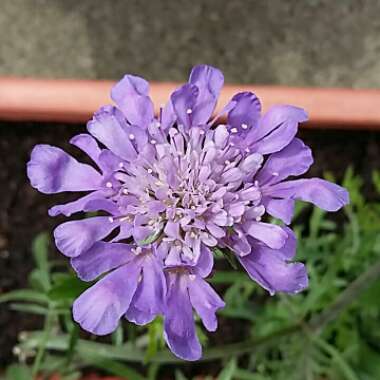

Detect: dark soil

[0,122,379,368]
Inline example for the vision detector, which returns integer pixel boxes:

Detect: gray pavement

[1,0,380,87]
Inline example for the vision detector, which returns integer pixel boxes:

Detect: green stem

[31,306,55,377]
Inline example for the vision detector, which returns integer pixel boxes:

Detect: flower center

[107,124,265,262]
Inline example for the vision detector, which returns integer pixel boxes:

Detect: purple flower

[27,64,349,361]
[71,243,166,333]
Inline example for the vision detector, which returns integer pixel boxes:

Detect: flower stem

[31,305,55,377]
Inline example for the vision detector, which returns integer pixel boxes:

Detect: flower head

[27,64,349,360]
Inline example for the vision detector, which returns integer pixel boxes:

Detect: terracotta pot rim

[0,76,380,130]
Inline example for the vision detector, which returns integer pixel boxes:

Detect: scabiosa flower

[27,64,349,361]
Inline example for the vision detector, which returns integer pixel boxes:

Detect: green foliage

[3,168,380,380]
[5,364,32,380]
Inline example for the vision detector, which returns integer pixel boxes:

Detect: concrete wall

[1,0,380,87]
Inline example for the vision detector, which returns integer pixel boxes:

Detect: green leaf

[373,170,380,195]
[48,274,91,301]
[0,289,48,304]
[80,355,146,380]
[10,303,50,315]
[175,370,188,380]
[32,232,51,291]
[234,368,268,380]
[218,358,237,380]
[312,335,360,380]
[5,364,32,380]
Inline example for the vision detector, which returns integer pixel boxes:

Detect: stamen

[106,181,113,188]
[272,172,279,176]
[129,133,135,140]
[147,168,153,174]
[186,108,193,114]
[122,188,129,195]
[231,127,238,134]
[132,247,142,256]
[118,162,124,168]
[108,217,114,223]
[241,123,248,129]
[225,160,231,165]
[189,274,196,281]
[150,139,157,144]
[245,147,250,153]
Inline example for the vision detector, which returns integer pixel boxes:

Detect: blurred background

[1,1,380,380]
[1,0,380,87]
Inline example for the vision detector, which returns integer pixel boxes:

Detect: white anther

[241,123,248,129]
[272,172,279,176]
[156,121,161,127]
[231,127,238,134]
[118,162,124,168]
[129,133,135,140]
[191,205,196,210]
[199,129,205,135]
[132,247,142,256]
[245,147,250,153]
[190,231,197,238]
[106,181,113,188]
[225,160,231,165]
[230,142,235,146]
[255,216,262,222]
[189,274,196,281]
[150,139,157,144]
[186,108,193,114]
[108,217,114,223]
[122,188,129,195]
[254,180,259,187]
[147,168,153,174]
[148,219,154,225]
